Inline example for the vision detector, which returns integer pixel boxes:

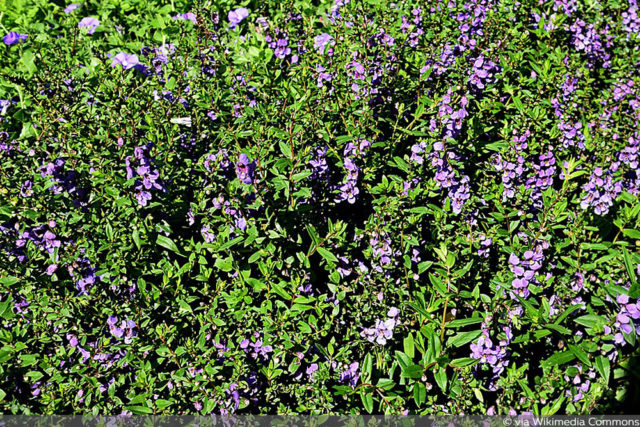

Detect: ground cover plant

[1,0,640,416]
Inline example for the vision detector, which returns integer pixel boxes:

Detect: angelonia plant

[1,0,640,416]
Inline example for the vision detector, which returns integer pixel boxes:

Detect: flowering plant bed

[1,0,640,415]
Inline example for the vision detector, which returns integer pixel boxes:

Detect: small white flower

[170,117,192,127]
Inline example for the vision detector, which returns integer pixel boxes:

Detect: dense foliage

[1,0,640,416]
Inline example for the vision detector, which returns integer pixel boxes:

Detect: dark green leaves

[542,351,576,367]
[156,235,183,256]
[316,247,338,264]
[623,247,640,298]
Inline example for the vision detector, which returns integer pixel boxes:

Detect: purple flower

[173,12,197,24]
[20,180,33,197]
[111,52,140,70]
[45,264,58,275]
[339,362,360,388]
[78,17,100,34]
[64,3,80,13]
[362,310,397,345]
[306,363,319,377]
[314,33,334,53]
[228,8,249,28]
[107,316,137,343]
[3,31,28,46]
[235,153,255,184]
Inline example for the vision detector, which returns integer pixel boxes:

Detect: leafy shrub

[1,0,640,415]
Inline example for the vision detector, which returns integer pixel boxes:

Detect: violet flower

[64,3,80,13]
[3,31,28,45]
[173,12,197,24]
[111,52,140,70]
[228,8,249,29]
[78,17,100,34]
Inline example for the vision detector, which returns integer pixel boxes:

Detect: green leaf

[554,304,583,325]
[20,354,38,366]
[580,243,609,251]
[360,392,373,413]
[450,358,478,367]
[248,250,263,263]
[395,351,412,369]
[178,299,193,314]
[512,96,524,113]
[541,396,565,416]
[429,273,447,296]
[0,277,19,287]
[401,364,423,379]
[156,399,174,410]
[214,257,234,272]
[156,346,171,357]
[623,247,640,298]
[514,294,540,323]
[544,324,572,335]
[446,317,483,328]
[414,383,426,407]
[542,351,575,367]
[568,344,591,367]
[316,247,338,264]
[574,314,607,330]
[217,236,244,252]
[362,353,373,378]
[306,225,320,245]
[622,229,640,240]
[26,371,43,381]
[377,378,395,390]
[595,355,610,385]
[403,334,415,359]
[278,140,292,159]
[271,281,292,300]
[132,228,141,250]
[125,406,154,415]
[0,299,14,320]
[434,368,447,392]
[156,235,183,256]
[447,330,482,348]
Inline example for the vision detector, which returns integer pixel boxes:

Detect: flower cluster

[235,153,256,185]
[569,20,612,68]
[610,293,640,345]
[240,336,273,361]
[361,307,399,345]
[78,17,100,34]
[125,143,165,206]
[470,319,513,391]
[335,139,369,204]
[338,362,360,388]
[508,249,544,299]
[468,56,500,92]
[564,365,596,402]
[107,316,138,344]
[525,150,556,209]
[580,166,622,215]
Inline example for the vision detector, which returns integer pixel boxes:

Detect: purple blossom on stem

[111,53,140,70]
[314,33,334,53]
[235,153,256,184]
[228,8,249,29]
[78,17,100,34]
[339,362,360,388]
[3,31,28,46]
[64,3,80,13]
[173,12,197,24]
